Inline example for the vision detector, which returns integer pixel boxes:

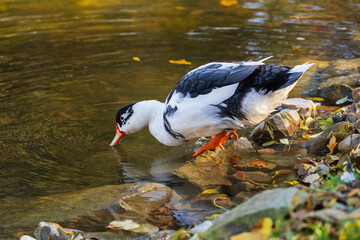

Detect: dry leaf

[230,218,272,240]
[279,138,289,145]
[250,160,268,167]
[220,0,238,7]
[132,56,141,62]
[273,169,293,177]
[316,105,340,111]
[327,136,337,153]
[287,180,299,185]
[169,59,191,65]
[292,45,301,51]
[302,131,323,140]
[257,148,276,154]
[107,220,140,230]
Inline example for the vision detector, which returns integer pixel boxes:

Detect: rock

[34,222,69,240]
[282,98,317,117]
[133,230,176,240]
[307,84,353,105]
[303,174,320,186]
[303,209,348,222]
[189,220,214,235]
[305,122,353,154]
[352,87,360,102]
[250,110,301,143]
[297,163,312,176]
[338,134,360,153]
[345,112,358,123]
[19,236,36,240]
[314,164,330,175]
[204,187,309,239]
[320,74,360,88]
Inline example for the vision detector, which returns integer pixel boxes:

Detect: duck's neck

[139,100,185,146]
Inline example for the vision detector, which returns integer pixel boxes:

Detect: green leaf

[336,96,349,105]
[262,140,276,146]
[319,117,334,130]
[339,128,348,133]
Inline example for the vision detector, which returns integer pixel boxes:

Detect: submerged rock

[174,137,254,189]
[320,74,360,88]
[307,84,353,105]
[250,110,301,143]
[204,187,309,239]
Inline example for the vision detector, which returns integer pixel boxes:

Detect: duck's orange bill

[110,124,126,146]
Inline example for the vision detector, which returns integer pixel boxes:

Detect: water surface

[0,0,359,238]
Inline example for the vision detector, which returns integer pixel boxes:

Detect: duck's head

[110,102,150,146]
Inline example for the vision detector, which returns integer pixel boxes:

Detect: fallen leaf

[287,180,299,185]
[132,56,141,62]
[279,138,289,145]
[203,214,221,220]
[220,0,238,7]
[338,128,348,133]
[300,117,315,130]
[292,45,301,51]
[291,196,301,205]
[273,169,293,177]
[250,160,268,167]
[169,59,191,65]
[302,131,324,140]
[257,148,276,154]
[107,220,140,231]
[230,218,272,240]
[307,97,325,102]
[336,96,349,105]
[201,189,220,194]
[327,136,337,153]
[262,140,276,146]
[316,105,340,111]
[319,117,333,130]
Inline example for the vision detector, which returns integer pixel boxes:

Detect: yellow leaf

[132,56,141,62]
[169,59,191,65]
[287,180,299,185]
[306,97,325,102]
[250,160,268,167]
[302,131,323,140]
[300,117,315,130]
[327,135,337,153]
[220,0,238,7]
[316,105,340,111]
[291,196,301,205]
[201,189,219,194]
[292,45,301,51]
[230,218,272,240]
[273,170,293,178]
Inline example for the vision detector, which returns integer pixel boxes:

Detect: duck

[110,56,313,157]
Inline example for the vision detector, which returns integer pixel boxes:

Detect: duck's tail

[281,62,314,89]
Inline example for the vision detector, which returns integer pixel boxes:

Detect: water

[0,0,359,237]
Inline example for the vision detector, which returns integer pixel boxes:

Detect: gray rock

[133,230,176,240]
[34,222,69,240]
[303,174,320,186]
[189,220,214,235]
[307,84,353,105]
[204,187,309,240]
[338,134,360,153]
[282,98,317,117]
[305,122,353,154]
[250,110,301,143]
[352,87,360,102]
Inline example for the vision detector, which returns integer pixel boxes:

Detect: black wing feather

[166,63,258,103]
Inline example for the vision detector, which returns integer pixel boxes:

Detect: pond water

[0,0,359,238]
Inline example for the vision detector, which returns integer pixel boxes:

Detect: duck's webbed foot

[192,130,238,157]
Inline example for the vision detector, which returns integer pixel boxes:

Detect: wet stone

[282,98,317,117]
[338,134,360,153]
[307,84,353,105]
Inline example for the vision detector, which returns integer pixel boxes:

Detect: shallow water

[0,0,359,238]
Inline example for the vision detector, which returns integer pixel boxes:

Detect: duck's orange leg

[192,131,238,157]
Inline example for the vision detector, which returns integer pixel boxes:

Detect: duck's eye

[120,117,124,121]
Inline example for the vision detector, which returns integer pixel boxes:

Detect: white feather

[288,62,314,73]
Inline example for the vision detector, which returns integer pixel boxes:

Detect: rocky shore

[20,58,360,240]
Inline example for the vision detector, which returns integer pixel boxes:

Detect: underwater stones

[320,74,360,88]
[338,134,360,153]
[34,222,69,240]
